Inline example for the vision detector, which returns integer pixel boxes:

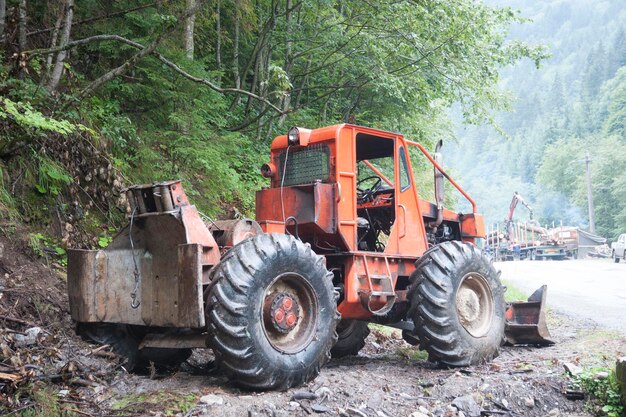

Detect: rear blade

[504,285,554,346]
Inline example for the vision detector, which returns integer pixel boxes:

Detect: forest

[0,0,546,251]
[449,0,626,240]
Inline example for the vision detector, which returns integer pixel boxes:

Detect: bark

[278,0,293,125]
[0,0,6,43]
[41,7,64,86]
[47,0,73,92]
[229,0,241,110]
[18,0,26,51]
[184,0,195,59]
[216,0,222,82]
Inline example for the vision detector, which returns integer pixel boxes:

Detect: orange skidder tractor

[68,124,551,390]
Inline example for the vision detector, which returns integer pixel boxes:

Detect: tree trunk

[233,0,240,89]
[18,0,27,51]
[216,0,222,82]
[229,0,241,109]
[0,0,6,43]
[278,0,293,126]
[47,0,74,92]
[41,6,64,86]
[184,0,195,60]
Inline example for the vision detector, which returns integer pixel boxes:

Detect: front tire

[331,320,370,358]
[205,233,339,390]
[407,241,505,366]
[614,251,620,263]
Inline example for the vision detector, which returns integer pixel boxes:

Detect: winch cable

[129,206,141,309]
[280,145,291,230]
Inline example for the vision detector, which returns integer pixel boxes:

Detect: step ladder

[358,255,396,316]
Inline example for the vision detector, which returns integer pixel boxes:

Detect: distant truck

[612,233,626,263]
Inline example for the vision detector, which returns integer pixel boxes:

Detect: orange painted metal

[257,123,483,320]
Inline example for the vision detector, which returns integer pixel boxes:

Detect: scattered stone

[376,411,390,417]
[417,399,429,407]
[409,412,428,417]
[346,407,368,417]
[289,401,300,409]
[14,327,44,347]
[311,403,331,413]
[548,408,560,416]
[446,405,457,413]
[563,362,583,376]
[57,389,69,397]
[458,411,466,417]
[315,386,332,401]
[524,397,535,408]
[199,394,224,406]
[417,406,430,415]
[595,371,609,380]
[501,398,509,409]
[292,390,317,400]
[452,395,481,417]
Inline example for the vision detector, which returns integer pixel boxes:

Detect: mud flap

[504,285,554,346]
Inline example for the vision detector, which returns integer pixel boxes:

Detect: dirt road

[497,259,626,335]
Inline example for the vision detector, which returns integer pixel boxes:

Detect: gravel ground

[2,231,625,417]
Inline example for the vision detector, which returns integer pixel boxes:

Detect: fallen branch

[0,371,22,382]
[0,315,38,327]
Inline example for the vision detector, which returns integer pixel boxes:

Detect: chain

[129,206,141,309]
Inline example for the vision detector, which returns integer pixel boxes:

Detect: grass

[395,345,429,362]
[368,323,401,338]
[9,385,82,417]
[111,391,198,416]
[501,279,528,302]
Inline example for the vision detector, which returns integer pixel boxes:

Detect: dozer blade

[504,285,554,346]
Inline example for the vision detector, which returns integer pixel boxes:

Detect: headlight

[260,163,276,178]
[287,127,300,145]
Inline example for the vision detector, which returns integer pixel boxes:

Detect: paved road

[496,259,626,335]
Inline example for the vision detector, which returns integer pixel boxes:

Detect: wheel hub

[456,273,494,338]
[266,292,300,334]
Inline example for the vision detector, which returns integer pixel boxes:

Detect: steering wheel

[357,175,383,203]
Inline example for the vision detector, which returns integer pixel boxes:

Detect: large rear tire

[407,241,505,366]
[331,320,370,358]
[205,233,339,390]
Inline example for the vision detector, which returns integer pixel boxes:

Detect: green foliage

[572,368,625,417]
[447,0,626,238]
[27,232,67,267]
[32,153,73,196]
[0,98,76,135]
[97,235,112,248]
[0,0,546,236]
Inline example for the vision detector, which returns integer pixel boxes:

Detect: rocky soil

[1,230,625,417]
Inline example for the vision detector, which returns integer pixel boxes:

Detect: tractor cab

[256,124,482,257]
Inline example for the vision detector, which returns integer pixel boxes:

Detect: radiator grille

[278,144,330,186]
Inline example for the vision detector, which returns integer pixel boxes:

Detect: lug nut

[274,309,285,322]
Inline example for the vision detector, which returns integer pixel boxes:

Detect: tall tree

[184,0,196,59]
[0,0,6,43]
[18,0,27,51]
[47,0,74,92]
